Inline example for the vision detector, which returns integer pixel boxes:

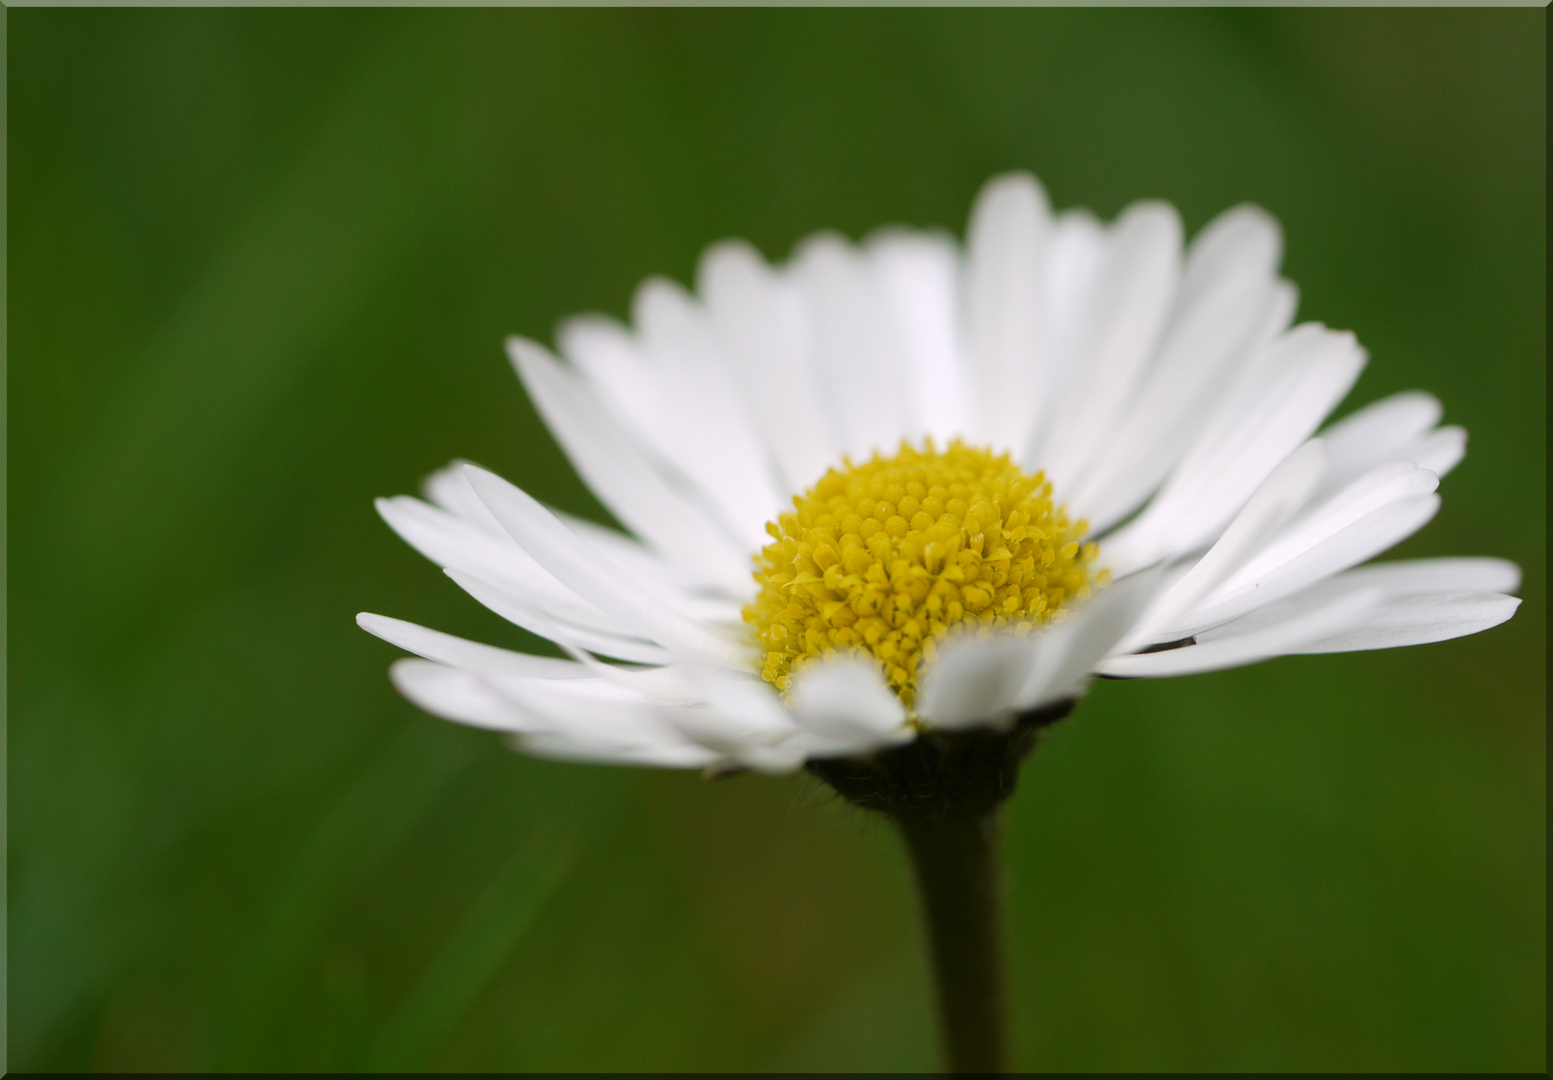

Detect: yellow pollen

[743,439,1107,711]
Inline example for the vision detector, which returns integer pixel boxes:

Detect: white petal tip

[788,658,908,743]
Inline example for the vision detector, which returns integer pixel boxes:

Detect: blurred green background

[9,8,1545,1072]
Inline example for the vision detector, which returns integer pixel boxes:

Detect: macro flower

[359,172,1520,776]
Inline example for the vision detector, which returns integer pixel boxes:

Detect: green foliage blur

[9,9,1544,1072]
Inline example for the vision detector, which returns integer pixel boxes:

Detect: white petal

[446,568,675,666]
[1014,569,1169,709]
[513,731,723,770]
[1166,490,1441,639]
[624,279,787,544]
[555,510,750,622]
[1179,459,1440,620]
[1289,592,1521,653]
[358,613,589,679]
[1095,586,1382,678]
[535,639,704,703]
[793,233,913,459]
[679,666,795,735]
[964,172,1054,452]
[918,570,1164,729]
[1230,461,1438,581]
[1176,204,1283,313]
[1036,210,1109,423]
[390,658,543,732]
[1334,556,1522,596]
[678,664,916,769]
[1311,395,1465,504]
[866,228,966,445]
[480,670,716,767]
[1120,440,1327,650]
[787,658,911,746]
[421,459,506,534]
[1033,201,1182,494]
[697,239,842,494]
[1024,209,1111,463]
[464,464,743,664]
[1319,390,1440,480]
[551,315,658,434]
[1063,208,1289,532]
[376,495,620,635]
[915,632,1041,731]
[508,336,752,592]
[1189,557,1521,646]
[559,306,781,551]
[1159,323,1364,537]
[418,465,749,632]
[1103,323,1365,573]
[1260,280,1300,343]
[1397,425,1466,479]
[669,668,814,774]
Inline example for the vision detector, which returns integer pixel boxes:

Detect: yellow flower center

[744,439,1105,710]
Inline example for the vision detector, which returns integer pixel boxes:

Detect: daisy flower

[360,173,1521,1073]
[359,172,1520,777]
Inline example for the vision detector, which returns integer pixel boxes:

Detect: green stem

[895,807,1009,1074]
[807,700,1073,1074]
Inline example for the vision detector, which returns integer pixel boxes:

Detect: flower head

[360,173,1520,776]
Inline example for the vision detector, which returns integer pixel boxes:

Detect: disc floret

[745,439,1105,710]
